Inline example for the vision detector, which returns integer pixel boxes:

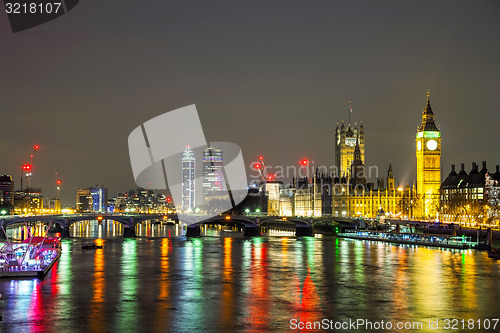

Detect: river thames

[1,222,500,332]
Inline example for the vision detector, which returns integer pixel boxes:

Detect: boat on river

[82,243,103,249]
[0,236,61,278]
[338,230,474,249]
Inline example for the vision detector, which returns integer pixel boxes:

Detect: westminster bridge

[0,213,358,238]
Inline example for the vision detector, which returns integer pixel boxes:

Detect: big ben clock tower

[416,90,441,219]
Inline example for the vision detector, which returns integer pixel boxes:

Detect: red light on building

[22,164,32,171]
[166,197,172,202]
[34,144,40,150]
[56,180,62,185]
[299,159,309,166]
[259,155,263,160]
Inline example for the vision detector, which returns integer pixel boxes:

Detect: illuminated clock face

[427,139,438,151]
[417,141,421,151]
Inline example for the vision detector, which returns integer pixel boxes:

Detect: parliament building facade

[264,94,443,220]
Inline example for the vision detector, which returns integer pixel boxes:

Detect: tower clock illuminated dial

[427,139,437,151]
[417,141,421,151]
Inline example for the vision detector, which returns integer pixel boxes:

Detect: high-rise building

[203,147,224,198]
[0,175,14,207]
[48,197,61,213]
[76,189,92,212]
[182,146,195,212]
[91,187,108,213]
[14,188,43,213]
[335,122,364,178]
[416,91,441,219]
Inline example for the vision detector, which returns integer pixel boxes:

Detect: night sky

[1,0,499,206]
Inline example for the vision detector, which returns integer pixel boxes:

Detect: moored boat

[338,230,474,249]
[82,243,103,249]
[0,236,61,278]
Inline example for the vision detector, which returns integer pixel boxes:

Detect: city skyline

[2,90,500,209]
[0,1,499,206]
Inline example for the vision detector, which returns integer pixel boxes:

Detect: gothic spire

[419,90,438,131]
[424,89,434,115]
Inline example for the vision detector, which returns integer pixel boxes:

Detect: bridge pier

[243,226,261,237]
[486,228,492,248]
[186,225,201,237]
[123,217,137,238]
[0,220,6,239]
[54,224,71,238]
[296,226,313,237]
[123,226,136,238]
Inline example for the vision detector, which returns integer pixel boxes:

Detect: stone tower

[335,122,364,178]
[416,91,441,219]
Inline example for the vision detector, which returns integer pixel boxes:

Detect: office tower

[182,146,195,212]
[0,175,14,206]
[203,147,224,199]
[91,186,108,213]
[76,189,92,212]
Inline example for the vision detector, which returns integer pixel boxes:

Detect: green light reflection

[118,239,138,331]
[179,239,204,325]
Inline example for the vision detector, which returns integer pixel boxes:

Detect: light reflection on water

[0,231,499,332]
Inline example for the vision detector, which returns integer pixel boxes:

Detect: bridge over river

[0,213,357,238]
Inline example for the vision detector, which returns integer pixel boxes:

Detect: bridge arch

[196,216,257,228]
[258,217,311,228]
[2,216,66,228]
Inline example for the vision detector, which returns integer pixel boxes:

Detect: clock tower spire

[416,90,441,219]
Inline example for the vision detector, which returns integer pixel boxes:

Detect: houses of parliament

[267,92,441,220]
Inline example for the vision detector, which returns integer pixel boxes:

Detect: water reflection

[0,237,499,332]
[221,237,234,330]
[153,238,171,331]
[117,239,138,331]
[244,238,269,332]
[89,240,105,332]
